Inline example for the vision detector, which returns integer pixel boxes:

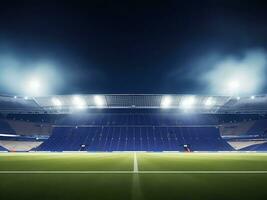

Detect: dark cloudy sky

[0,0,267,95]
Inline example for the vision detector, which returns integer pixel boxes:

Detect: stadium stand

[7,120,52,136]
[37,113,232,151]
[228,140,267,150]
[1,94,267,152]
[0,119,15,134]
[40,126,232,151]
[241,142,267,151]
[55,113,219,126]
[219,121,255,136]
[0,144,8,151]
[246,119,267,135]
[0,140,42,152]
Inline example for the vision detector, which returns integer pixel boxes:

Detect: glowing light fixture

[72,96,87,109]
[204,97,215,107]
[94,95,105,107]
[51,97,62,106]
[250,95,255,100]
[161,96,172,108]
[180,96,196,109]
[27,78,41,95]
[227,80,240,94]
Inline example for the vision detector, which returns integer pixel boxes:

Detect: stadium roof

[0,94,267,114]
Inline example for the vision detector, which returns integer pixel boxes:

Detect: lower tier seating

[0,145,8,151]
[37,126,233,151]
[241,142,267,151]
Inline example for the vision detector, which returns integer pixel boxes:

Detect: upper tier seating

[56,113,219,126]
[247,120,267,135]
[0,119,15,134]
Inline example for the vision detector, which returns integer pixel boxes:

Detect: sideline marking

[1,171,267,174]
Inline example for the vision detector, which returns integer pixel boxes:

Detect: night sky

[0,0,267,95]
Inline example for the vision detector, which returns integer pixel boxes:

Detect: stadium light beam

[227,80,240,95]
[204,97,215,107]
[161,96,172,108]
[51,97,62,107]
[94,95,105,107]
[26,78,42,96]
[72,96,87,109]
[180,96,196,109]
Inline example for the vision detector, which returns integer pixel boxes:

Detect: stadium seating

[241,142,267,151]
[0,119,15,134]
[0,140,41,152]
[56,113,219,126]
[37,113,232,151]
[247,119,267,135]
[0,145,8,151]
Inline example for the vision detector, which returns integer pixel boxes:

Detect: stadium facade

[0,94,267,152]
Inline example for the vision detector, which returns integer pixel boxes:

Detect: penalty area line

[0,171,267,174]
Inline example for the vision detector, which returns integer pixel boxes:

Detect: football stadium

[1,1,267,200]
[1,94,267,199]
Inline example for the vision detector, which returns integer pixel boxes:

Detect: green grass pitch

[1,152,267,200]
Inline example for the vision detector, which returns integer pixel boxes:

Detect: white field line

[1,170,267,174]
[133,152,139,173]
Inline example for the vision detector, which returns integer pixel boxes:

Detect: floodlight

[51,97,62,107]
[27,78,41,94]
[14,96,17,99]
[180,96,196,109]
[24,96,28,100]
[94,95,105,107]
[227,80,240,94]
[250,95,255,100]
[161,96,172,108]
[204,97,215,107]
[236,96,241,100]
[72,96,87,109]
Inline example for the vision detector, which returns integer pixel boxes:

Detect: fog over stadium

[200,49,267,96]
[0,1,267,97]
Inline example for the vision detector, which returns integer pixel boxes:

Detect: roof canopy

[0,94,266,114]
